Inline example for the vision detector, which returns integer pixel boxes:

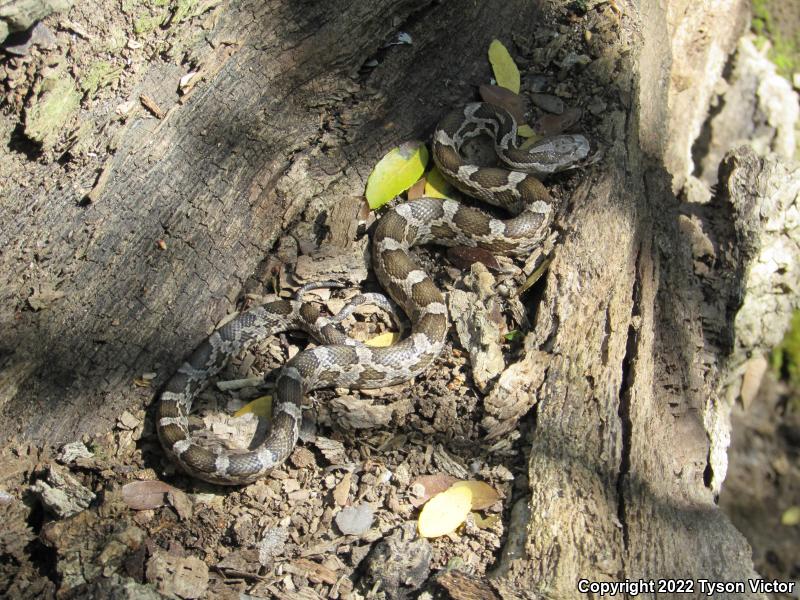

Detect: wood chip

[333,472,352,507]
[288,558,338,585]
[139,94,166,119]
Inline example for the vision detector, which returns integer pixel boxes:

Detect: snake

[157,102,589,484]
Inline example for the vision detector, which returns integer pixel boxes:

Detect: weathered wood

[0,0,790,597]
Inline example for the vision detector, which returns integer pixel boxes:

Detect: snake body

[157,102,589,484]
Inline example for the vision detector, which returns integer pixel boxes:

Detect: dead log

[1,0,796,597]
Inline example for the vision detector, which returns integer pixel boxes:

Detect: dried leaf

[407,176,426,200]
[782,506,800,526]
[418,485,472,538]
[518,256,554,295]
[233,395,272,418]
[409,473,458,507]
[452,480,501,510]
[365,331,400,347]
[446,246,501,271]
[472,512,500,529]
[488,39,520,94]
[478,84,526,122]
[366,141,429,209]
[534,107,582,136]
[122,480,175,510]
[424,166,454,199]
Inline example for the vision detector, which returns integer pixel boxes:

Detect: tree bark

[1,0,792,597]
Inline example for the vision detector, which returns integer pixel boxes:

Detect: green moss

[134,13,163,34]
[81,61,123,97]
[24,74,81,149]
[750,0,800,79]
[771,310,800,398]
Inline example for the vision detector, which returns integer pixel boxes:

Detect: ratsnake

[157,102,589,484]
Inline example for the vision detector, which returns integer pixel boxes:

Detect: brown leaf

[534,107,582,136]
[479,84,527,122]
[452,480,502,510]
[409,473,457,508]
[122,480,175,510]
[447,246,501,271]
[407,176,426,200]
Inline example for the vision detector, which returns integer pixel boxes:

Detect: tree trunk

[1,0,794,597]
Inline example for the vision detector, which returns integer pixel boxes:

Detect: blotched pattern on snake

[157,102,589,484]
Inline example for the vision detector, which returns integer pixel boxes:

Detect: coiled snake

[157,102,589,484]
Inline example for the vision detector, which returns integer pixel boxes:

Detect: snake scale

[157,102,589,484]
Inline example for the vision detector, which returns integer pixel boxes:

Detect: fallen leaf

[424,166,454,199]
[446,246,501,271]
[233,395,272,418]
[365,331,400,347]
[452,480,501,510]
[534,107,582,136]
[418,485,472,538]
[782,506,800,526]
[366,141,429,210]
[478,84,526,121]
[409,473,458,507]
[517,124,536,138]
[407,176,426,200]
[122,480,175,510]
[472,512,500,529]
[488,39,520,94]
[518,256,554,296]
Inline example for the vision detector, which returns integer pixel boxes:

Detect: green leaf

[366,141,429,210]
[504,330,522,342]
[233,395,272,418]
[424,166,454,199]
[488,39,520,94]
[781,506,800,526]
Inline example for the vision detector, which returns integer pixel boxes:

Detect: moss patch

[24,75,82,149]
[752,0,800,79]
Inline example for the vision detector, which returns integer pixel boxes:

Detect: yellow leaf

[517,124,536,138]
[519,133,544,150]
[782,506,800,526]
[365,331,400,347]
[418,485,472,538]
[452,480,502,510]
[471,512,500,529]
[518,256,554,296]
[366,141,429,210]
[488,39,520,94]
[424,166,454,199]
[233,395,273,418]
